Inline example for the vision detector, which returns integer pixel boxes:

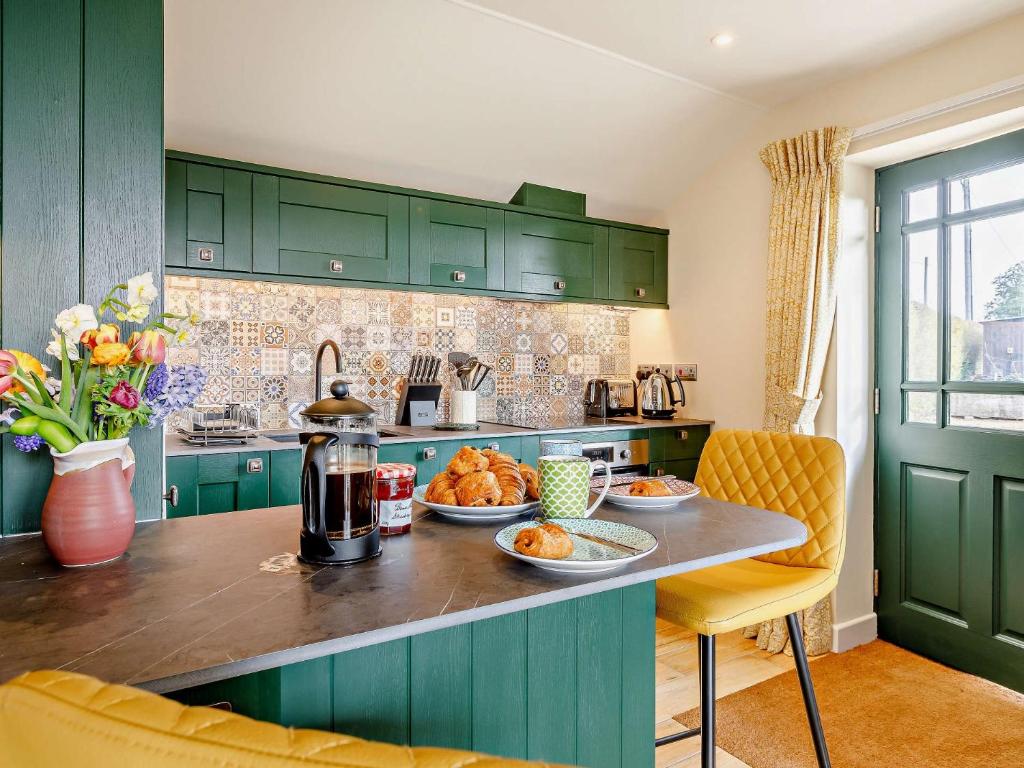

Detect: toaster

[584,378,639,418]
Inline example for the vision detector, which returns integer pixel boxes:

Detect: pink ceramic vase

[42,438,136,567]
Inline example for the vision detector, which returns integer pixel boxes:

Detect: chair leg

[785,613,831,768]
[699,633,715,768]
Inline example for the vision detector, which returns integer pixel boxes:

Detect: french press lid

[300,380,375,419]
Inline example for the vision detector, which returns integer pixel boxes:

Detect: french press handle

[300,432,340,559]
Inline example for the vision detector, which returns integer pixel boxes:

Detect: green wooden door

[269,450,302,507]
[166,452,270,517]
[410,198,504,291]
[504,212,609,300]
[876,127,1024,692]
[608,229,667,305]
[256,176,409,283]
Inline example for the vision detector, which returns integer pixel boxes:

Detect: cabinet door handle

[247,458,264,473]
[198,247,214,262]
[655,467,665,477]
[676,430,688,442]
[329,259,343,273]
[422,447,437,460]
[162,485,179,508]
[635,287,647,298]
[487,442,500,451]
[554,280,566,290]
[452,270,466,283]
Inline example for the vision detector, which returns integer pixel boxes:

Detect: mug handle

[584,460,612,518]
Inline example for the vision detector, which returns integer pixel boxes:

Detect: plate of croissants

[602,478,701,509]
[494,518,658,573]
[414,445,541,521]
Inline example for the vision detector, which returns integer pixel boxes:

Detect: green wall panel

[526,598,578,763]
[472,612,528,757]
[997,478,1024,640]
[333,639,410,745]
[410,624,473,749]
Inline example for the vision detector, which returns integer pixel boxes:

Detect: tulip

[129,329,166,365]
[80,323,120,350]
[0,350,45,395]
[91,342,131,367]
[109,380,141,410]
[0,350,16,395]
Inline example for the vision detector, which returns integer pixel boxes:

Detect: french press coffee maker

[298,380,381,565]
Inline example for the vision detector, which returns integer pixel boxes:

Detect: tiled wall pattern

[164,276,633,429]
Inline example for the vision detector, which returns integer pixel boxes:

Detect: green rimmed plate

[494,518,658,573]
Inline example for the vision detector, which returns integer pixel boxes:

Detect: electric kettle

[639,369,686,419]
[298,380,381,565]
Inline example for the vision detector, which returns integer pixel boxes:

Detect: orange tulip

[91,342,131,367]
[81,323,119,350]
[130,329,166,365]
[0,350,45,394]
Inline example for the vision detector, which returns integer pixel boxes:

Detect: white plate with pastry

[413,485,539,520]
[414,445,541,521]
[602,478,701,509]
[494,519,658,573]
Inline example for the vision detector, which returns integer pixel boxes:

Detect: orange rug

[674,640,1024,768]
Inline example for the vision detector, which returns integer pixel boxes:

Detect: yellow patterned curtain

[746,126,852,656]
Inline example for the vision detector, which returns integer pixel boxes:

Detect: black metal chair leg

[699,633,715,768]
[786,613,831,768]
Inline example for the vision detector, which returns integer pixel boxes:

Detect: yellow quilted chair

[655,429,845,768]
[0,669,568,768]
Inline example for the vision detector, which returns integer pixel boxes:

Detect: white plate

[603,478,701,509]
[413,484,539,521]
[494,518,658,573]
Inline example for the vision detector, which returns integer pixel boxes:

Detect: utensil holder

[450,391,477,425]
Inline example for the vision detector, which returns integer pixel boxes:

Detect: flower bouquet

[0,273,205,566]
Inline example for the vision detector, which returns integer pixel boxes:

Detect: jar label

[379,498,412,527]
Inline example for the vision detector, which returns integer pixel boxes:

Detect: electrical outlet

[676,363,697,381]
[656,362,674,376]
[636,363,654,378]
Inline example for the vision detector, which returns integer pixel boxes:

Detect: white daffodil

[126,272,159,305]
[54,304,98,341]
[124,303,150,323]
[45,329,79,361]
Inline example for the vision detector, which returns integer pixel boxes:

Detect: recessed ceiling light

[710,32,734,48]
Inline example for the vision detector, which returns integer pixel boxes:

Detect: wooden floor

[654,618,814,768]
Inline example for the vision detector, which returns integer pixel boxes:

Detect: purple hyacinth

[146,364,207,427]
[144,362,169,401]
[13,434,44,453]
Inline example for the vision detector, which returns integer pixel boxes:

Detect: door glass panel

[948,160,1024,213]
[905,391,937,424]
[905,184,938,223]
[948,392,1024,432]
[906,229,939,381]
[948,211,1024,382]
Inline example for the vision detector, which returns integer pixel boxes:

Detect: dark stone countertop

[0,496,802,694]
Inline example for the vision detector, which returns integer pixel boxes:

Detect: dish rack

[176,404,259,446]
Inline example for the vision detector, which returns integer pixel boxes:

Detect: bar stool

[655,429,846,768]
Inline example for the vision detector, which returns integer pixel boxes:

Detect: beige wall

[633,11,1024,649]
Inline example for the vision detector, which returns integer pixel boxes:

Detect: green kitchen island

[0,499,804,767]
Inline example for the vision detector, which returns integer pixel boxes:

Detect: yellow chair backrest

[695,429,846,572]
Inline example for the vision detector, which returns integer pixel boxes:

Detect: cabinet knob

[198,247,214,263]
[247,458,264,473]
[554,280,566,290]
[676,430,688,441]
[635,287,646,298]
[422,447,437,460]
[162,485,179,508]
[487,442,500,451]
[329,259,343,273]
[452,270,466,283]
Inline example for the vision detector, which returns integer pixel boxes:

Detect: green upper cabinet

[608,228,667,305]
[410,198,504,291]
[166,159,253,272]
[254,176,410,284]
[504,212,609,300]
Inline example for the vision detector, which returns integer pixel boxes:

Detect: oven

[580,438,649,475]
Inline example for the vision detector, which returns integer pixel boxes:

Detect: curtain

[746,126,852,656]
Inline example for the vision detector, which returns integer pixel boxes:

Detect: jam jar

[375,463,416,535]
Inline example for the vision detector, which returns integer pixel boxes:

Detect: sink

[263,429,406,443]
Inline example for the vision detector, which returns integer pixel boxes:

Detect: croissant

[514,523,573,559]
[492,462,526,506]
[519,464,540,500]
[455,470,502,507]
[447,446,489,478]
[482,448,517,468]
[425,472,458,505]
[629,479,673,497]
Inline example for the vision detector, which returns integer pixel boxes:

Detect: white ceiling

[165,0,1024,224]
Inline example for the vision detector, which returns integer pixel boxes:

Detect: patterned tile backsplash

[164,276,633,429]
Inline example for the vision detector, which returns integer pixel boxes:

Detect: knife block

[396,380,442,426]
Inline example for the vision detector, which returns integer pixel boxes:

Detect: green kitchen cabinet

[165,159,253,272]
[165,452,270,518]
[608,228,667,305]
[269,450,302,507]
[649,459,700,482]
[504,212,609,300]
[648,425,709,481]
[379,442,440,485]
[410,198,504,291]
[433,436,523,470]
[253,176,410,284]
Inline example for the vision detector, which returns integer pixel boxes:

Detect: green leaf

[31,372,57,410]
[59,336,73,412]
[14,399,89,444]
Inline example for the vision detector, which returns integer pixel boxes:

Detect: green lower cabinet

[649,425,709,464]
[269,450,302,507]
[165,452,270,518]
[649,459,699,482]
[170,583,655,767]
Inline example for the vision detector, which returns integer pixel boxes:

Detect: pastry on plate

[518,464,540,500]
[447,446,489,478]
[482,449,526,505]
[455,470,502,507]
[629,479,673,497]
[513,523,573,559]
[425,472,458,505]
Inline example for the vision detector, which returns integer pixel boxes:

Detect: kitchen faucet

[314,339,342,401]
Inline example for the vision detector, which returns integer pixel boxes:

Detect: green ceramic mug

[538,455,611,519]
